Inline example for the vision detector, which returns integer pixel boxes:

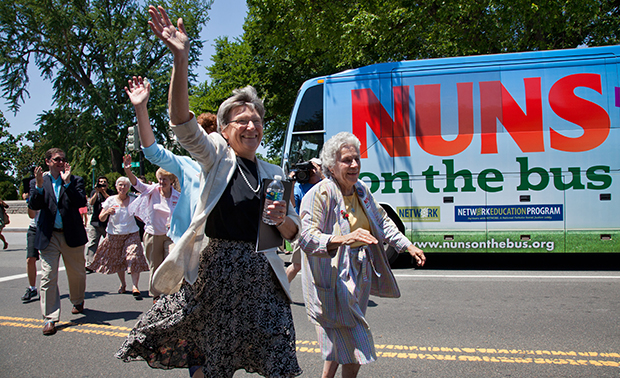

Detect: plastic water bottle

[263,175,285,225]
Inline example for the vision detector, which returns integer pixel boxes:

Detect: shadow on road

[391,252,620,271]
[69,308,144,325]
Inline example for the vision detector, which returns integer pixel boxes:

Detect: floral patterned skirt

[115,238,302,378]
[88,232,148,274]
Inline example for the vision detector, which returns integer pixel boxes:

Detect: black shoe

[85,267,94,274]
[21,287,38,302]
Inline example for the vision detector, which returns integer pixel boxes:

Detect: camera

[96,183,106,188]
[291,161,314,184]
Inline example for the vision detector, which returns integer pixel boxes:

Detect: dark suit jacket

[29,174,88,250]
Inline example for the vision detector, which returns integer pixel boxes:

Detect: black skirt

[116,238,302,378]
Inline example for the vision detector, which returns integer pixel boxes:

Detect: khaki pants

[40,231,86,321]
[143,233,174,297]
[85,224,106,265]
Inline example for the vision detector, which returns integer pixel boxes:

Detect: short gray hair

[319,132,361,178]
[217,86,265,133]
[116,176,131,186]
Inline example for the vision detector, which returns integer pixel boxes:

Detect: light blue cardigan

[141,143,200,243]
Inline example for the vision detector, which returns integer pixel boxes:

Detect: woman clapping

[88,177,149,299]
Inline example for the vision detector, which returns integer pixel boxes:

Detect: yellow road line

[2,316,618,367]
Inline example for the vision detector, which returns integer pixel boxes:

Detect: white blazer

[152,113,300,300]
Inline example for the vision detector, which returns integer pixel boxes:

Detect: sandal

[118,286,126,294]
[132,289,142,300]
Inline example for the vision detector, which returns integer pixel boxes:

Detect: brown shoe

[42,321,56,335]
[71,302,84,314]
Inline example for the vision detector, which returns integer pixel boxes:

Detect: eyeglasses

[229,118,263,127]
[51,157,67,163]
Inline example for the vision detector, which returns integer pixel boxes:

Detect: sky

[0,0,248,139]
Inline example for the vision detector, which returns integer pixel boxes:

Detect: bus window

[293,84,323,132]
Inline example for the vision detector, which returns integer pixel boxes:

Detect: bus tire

[379,204,409,267]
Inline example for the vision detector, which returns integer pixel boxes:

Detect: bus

[282,45,619,257]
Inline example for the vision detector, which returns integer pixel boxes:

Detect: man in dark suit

[29,148,88,335]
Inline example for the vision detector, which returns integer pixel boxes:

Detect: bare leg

[341,363,361,378]
[322,361,339,378]
[117,271,126,292]
[0,233,7,249]
[27,257,38,287]
[131,271,140,291]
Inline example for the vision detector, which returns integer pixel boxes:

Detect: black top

[205,157,262,243]
[89,188,115,227]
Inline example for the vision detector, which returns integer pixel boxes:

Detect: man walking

[29,148,88,335]
[85,176,114,271]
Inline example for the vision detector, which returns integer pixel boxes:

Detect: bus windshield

[287,84,325,167]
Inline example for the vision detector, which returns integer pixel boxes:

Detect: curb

[3,228,28,233]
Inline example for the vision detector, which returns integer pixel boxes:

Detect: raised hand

[148,5,189,57]
[123,154,132,168]
[60,163,72,184]
[34,166,43,188]
[125,76,151,107]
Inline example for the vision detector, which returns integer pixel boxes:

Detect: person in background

[124,155,180,303]
[298,132,425,378]
[79,206,88,226]
[116,7,301,377]
[0,198,8,249]
[21,192,40,302]
[29,148,88,336]
[197,112,217,134]
[88,176,149,299]
[286,157,324,282]
[85,176,115,272]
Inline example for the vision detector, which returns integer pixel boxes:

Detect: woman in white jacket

[116,6,301,378]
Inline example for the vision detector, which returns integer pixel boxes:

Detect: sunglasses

[51,157,67,163]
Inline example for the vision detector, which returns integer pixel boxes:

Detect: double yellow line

[0,315,130,337]
[2,316,618,368]
[293,340,620,367]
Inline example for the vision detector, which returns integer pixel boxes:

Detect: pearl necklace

[238,164,260,193]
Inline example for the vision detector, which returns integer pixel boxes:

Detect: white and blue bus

[282,45,619,256]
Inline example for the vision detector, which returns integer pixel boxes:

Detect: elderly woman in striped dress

[298,132,426,378]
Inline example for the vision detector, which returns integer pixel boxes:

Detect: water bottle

[262,175,285,225]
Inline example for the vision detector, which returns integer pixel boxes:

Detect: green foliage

[145,172,157,184]
[0,0,213,176]
[0,180,17,200]
[0,111,20,181]
[106,172,122,190]
[192,0,620,158]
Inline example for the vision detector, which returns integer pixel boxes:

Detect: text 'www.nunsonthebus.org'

[413,238,555,252]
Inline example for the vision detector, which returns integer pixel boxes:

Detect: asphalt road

[0,231,619,377]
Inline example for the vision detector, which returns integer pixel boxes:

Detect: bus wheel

[379,204,409,267]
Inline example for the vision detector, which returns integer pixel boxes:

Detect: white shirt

[102,195,139,235]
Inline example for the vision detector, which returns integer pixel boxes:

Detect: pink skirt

[89,232,149,274]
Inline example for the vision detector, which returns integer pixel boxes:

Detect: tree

[0,0,213,174]
[0,111,19,181]
[203,0,619,157]
[189,36,285,161]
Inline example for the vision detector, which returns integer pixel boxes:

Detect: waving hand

[148,5,189,58]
